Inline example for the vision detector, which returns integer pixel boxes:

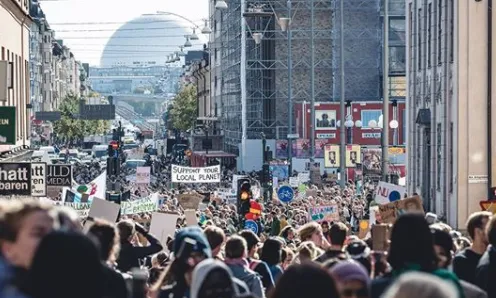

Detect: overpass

[115,105,156,132]
[102,93,170,104]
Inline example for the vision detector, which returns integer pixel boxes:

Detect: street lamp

[201,19,212,34]
[184,35,192,47]
[155,11,213,36]
[190,28,199,40]
[215,0,228,10]
[178,46,186,57]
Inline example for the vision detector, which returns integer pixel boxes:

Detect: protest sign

[171,165,221,183]
[46,164,72,198]
[371,224,391,251]
[121,195,158,215]
[289,177,299,188]
[184,210,198,226]
[217,188,237,204]
[0,162,46,196]
[64,202,91,218]
[150,212,179,251]
[374,181,407,205]
[297,172,310,183]
[308,204,339,222]
[88,198,120,223]
[136,167,151,184]
[177,192,203,210]
[378,195,424,223]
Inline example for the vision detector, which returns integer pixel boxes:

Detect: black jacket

[116,224,163,273]
[101,263,129,298]
[475,247,496,298]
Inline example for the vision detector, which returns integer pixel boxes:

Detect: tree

[53,94,110,144]
[169,84,197,132]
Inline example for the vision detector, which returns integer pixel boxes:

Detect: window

[361,110,382,128]
[449,0,454,62]
[418,8,422,70]
[436,123,442,190]
[438,0,443,64]
[389,19,405,45]
[389,46,406,74]
[449,122,453,192]
[403,109,406,144]
[409,3,413,69]
[428,3,432,67]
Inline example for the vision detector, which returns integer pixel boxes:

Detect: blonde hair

[295,241,323,263]
[298,222,321,242]
[382,272,458,298]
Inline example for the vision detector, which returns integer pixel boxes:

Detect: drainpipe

[488,0,493,199]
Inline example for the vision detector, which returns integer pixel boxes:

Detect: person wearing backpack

[224,236,265,298]
[239,230,275,292]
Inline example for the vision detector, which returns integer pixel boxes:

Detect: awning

[0,146,33,162]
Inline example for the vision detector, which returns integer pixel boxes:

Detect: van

[39,146,57,159]
[92,145,108,160]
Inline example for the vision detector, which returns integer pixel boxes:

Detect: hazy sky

[40,0,209,66]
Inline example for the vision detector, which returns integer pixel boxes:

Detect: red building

[294,101,406,146]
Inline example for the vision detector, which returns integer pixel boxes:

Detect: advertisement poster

[0,107,16,145]
[0,162,46,197]
[269,163,289,180]
[324,145,340,168]
[293,139,310,158]
[46,164,72,198]
[275,140,289,159]
[345,145,361,168]
[362,148,382,176]
[315,110,337,130]
[315,139,327,158]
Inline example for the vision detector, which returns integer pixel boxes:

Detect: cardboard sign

[371,224,391,251]
[378,195,424,224]
[136,167,151,184]
[308,204,339,222]
[177,193,203,210]
[374,182,407,205]
[150,212,179,249]
[121,195,158,215]
[88,198,120,223]
[184,209,198,226]
[171,165,221,183]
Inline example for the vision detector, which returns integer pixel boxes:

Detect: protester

[382,272,458,298]
[260,238,284,283]
[204,226,226,261]
[453,211,491,284]
[116,219,163,273]
[239,230,275,292]
[475,215,496,297]
[315,222,349,263]
[329,260,371,298]
[190,259,242,298]
[224,236,265,298]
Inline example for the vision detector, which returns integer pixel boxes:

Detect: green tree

[169,85,197,132]
[53,94,110,144]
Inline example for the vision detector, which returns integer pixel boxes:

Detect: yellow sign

[324,145,339,168]
[345,145,361,168]
[388,147,405,155]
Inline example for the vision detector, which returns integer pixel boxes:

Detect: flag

[71,171,107,202]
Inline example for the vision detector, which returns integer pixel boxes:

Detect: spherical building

[100,14,206,67]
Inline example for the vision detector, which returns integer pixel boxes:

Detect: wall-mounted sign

[0,162,46,197]
[0,107,16,145]
[362,132,381,139]
[316,133,336,139]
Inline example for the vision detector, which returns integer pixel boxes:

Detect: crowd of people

[0,186,495,298]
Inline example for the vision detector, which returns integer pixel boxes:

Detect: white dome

[100,14,205,67]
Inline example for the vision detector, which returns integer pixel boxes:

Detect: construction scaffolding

[214,0,402,155]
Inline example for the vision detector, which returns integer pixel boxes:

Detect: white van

[39,146,57,159]
[91,145,108,160]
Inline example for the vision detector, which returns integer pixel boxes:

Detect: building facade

[0,0,32,153]
[210,0,406,159]
[406,0,496,229]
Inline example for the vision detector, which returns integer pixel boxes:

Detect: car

[123,159,146,169]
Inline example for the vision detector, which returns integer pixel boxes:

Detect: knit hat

[174,226,212,259]
[329,260,371,286]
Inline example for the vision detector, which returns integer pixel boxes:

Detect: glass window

[389,76,406,97]
[428,3,432,67]
[389,19,406,45]
[418,8,422,70]
[403,109,406,144]
[437,123,442,190]
[389,46,406,74]
[361,110,382,128]
[438,0,443,64]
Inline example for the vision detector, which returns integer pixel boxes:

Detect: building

[209,0,406,163]
[0,0,32,154]
[406,0,496,229]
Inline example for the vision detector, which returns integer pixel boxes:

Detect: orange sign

[480,200,496,213]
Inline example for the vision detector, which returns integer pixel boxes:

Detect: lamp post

[368,116,397,182]
[338,0,346,188]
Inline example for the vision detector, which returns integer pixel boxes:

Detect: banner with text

[171,165,221,183]
[46,164,72,198]
[308,204,339,222]
[0,162,46,197]
[136,166,151,184]
[121,193,159,215]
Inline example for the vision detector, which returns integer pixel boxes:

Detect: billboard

[46,164,72,198]
[0,162,46,197]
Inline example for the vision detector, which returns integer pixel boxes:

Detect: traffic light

[107,157,120,176]
[108,141,119,157]
[262,164,270,184]
[237,178,251,218]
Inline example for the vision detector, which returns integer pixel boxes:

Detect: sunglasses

[341,288,368,297]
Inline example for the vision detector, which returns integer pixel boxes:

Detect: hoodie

[190,259,248,298]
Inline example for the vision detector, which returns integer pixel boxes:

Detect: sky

[39,0,209,66]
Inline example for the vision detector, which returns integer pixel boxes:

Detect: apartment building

[0,0,32,153]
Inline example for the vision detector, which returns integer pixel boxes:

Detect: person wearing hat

[329,260,371,298]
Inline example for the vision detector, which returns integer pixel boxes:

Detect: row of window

[0,46,29,143]
[410,0,455,70]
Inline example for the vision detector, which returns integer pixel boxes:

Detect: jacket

[475,246,496,298]
[460,280,488,298]
[116,224,163,273]
[226,262,265,298]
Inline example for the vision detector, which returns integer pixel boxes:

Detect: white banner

[64,202,91,218]
[374,181,407,205]
[121,194,158,215]
[171,165,221,183]
[136,167,151,184]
